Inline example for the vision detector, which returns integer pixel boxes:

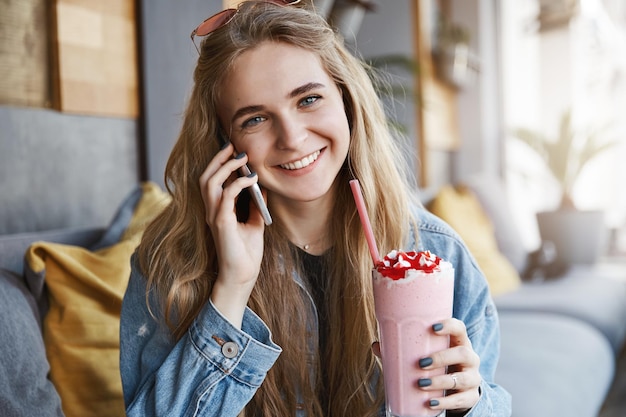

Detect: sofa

[1,178,625,417]
[425,175,626,417]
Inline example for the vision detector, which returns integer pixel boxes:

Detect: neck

[270,194,334,256]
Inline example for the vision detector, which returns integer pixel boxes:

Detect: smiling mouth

[279,150,321,170]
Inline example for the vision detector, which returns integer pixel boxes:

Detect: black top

[294,246,331,410]
[296,247,329,345]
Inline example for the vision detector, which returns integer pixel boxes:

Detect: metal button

[485,303,495,317]
[221,341,239,358]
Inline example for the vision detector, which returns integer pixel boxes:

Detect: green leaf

[510,109,618,209]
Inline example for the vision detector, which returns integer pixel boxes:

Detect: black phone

[218,131,272,226]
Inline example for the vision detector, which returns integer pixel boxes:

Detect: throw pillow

[0,268,64,417]
[464,174,529,275]
[428,185,521,296]
[24,182,170,417]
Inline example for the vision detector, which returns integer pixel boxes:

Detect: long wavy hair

[138,2,418,416]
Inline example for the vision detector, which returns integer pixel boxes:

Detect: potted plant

[512,110,618,264]
[432,16,479,89]
[328,0,377,45]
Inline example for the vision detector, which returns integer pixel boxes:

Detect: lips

[279,150,321,170]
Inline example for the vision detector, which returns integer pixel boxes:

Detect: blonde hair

[138,2,417,416]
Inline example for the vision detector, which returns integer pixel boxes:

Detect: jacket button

[221,341,239,358]
[485,303,495,316]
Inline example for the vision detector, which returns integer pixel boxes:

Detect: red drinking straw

[349,179,381,266]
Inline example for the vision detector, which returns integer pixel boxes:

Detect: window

[500,0,626,253]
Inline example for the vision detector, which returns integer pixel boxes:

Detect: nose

[274,115,307,150]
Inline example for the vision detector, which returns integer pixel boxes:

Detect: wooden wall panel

[0,0,50,107]
[51,0,138,118]
[414,0,459,152]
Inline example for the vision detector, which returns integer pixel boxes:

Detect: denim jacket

[120,207,512,416]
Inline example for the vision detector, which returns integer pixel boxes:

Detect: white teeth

[280,150,320,170]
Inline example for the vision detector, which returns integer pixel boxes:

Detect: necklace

[291,235,327,253]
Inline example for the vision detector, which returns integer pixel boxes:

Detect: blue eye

[300,95,320,107]
[242,115,265,128]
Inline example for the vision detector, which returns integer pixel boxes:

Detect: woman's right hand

[199,142,267,328]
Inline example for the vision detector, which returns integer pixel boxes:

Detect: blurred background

[1,1,626,416]
[2,0,625,255]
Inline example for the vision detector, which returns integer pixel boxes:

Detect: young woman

[120,1,512,416]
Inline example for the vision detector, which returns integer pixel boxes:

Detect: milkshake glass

[372,250,454,417]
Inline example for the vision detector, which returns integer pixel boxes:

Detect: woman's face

[217,41,351,207]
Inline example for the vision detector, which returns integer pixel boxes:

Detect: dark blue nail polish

[246,172,257,178]
[219,140,231,150]
[419,357,433,368]
[432,323,443,332]
[235,152,246,159]
[429,399,440,407]
[418,378,432,387]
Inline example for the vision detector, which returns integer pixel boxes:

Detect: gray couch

[495,268,625,416]
[1,178,626,416]
[0,105,140,416]
[463,175,626,417]
[0,185,144,417]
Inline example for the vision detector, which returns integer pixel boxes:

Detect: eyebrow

[288,82,325,98]
[230,82,326,124]
[231,105,265,125]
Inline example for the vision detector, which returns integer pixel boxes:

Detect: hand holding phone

[219,131,272,226]
[237,162,273,226]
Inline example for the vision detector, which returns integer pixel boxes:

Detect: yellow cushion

[25,182,170,417]
[428,185,521,296]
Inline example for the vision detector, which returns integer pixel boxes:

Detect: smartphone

[218,131,272,226]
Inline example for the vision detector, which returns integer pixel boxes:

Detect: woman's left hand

[419,317,482,413]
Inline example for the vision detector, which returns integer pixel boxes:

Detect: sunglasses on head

[190,0,302,54]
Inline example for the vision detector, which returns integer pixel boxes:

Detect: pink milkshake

[373,250,454,417]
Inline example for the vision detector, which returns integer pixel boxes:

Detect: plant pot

[434,43,479,89]
[536,209,608,264]
[329,0,375,45]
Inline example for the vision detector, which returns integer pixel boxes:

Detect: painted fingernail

[246,172,257,178]
[419,357,433,368]
[235,152,246,159]
[219,140,231,150]
[432,323,444,332]
[418,378,432,387]
[429,399,440,407]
